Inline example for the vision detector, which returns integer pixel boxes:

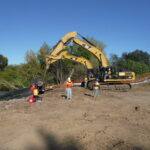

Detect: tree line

[0,39,150,91]
[110,50,150,74]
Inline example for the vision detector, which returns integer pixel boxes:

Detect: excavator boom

[46,31,109,68]
[48,50,93,69]
[51,31,77,56]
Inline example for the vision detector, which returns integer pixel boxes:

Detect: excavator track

[100,83,131,92]
[87,80,131,92]
[84,75,150,92]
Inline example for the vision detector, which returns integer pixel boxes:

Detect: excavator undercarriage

[87,79,132,91]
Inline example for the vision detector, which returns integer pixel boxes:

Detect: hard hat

[68,77,71,82]
[30,85,36,91]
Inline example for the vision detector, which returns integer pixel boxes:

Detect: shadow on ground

[61,94,67,99]
[84,93,93,97]
[27,129,83,150]
[27,130,149,150]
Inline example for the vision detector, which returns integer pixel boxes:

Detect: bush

[122,60,150,74]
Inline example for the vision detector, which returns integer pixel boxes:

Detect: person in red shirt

[65,77,73,100]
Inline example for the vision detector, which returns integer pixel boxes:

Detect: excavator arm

[46,31,109,69]
[47,50,93,70]
[46,32,77,69]
[50,32,77,56]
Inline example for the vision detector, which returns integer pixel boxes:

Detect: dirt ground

[0,83,150,150]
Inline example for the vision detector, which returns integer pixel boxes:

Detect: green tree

[110,50,150,74]
[0,65,26,90]
[110,54,123,71]
[0,44,53,90]
[122,60,150,74]
[37,43,52,69]
[49,59,75,84]
[24,50,42,82]
[0,54,8,71]
[122,50,150,66]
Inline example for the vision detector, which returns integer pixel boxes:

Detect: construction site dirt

[0,83,150,150]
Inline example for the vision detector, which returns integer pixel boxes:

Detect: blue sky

[0,0,150,65]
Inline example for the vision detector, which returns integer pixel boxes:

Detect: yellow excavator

[46,31,135,90]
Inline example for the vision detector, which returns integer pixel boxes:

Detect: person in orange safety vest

[65,77,73,100]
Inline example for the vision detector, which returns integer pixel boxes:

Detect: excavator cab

[99,66,135,82]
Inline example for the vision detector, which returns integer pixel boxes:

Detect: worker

[104,70,107,79]
[33,86,39,101]
[29,84,41,102]
[30,84,36,91]
[65,77,73,100]
[88,72,94,78]
[108,68,112,78]
[93,79,100,100]
[84,77,88,88]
